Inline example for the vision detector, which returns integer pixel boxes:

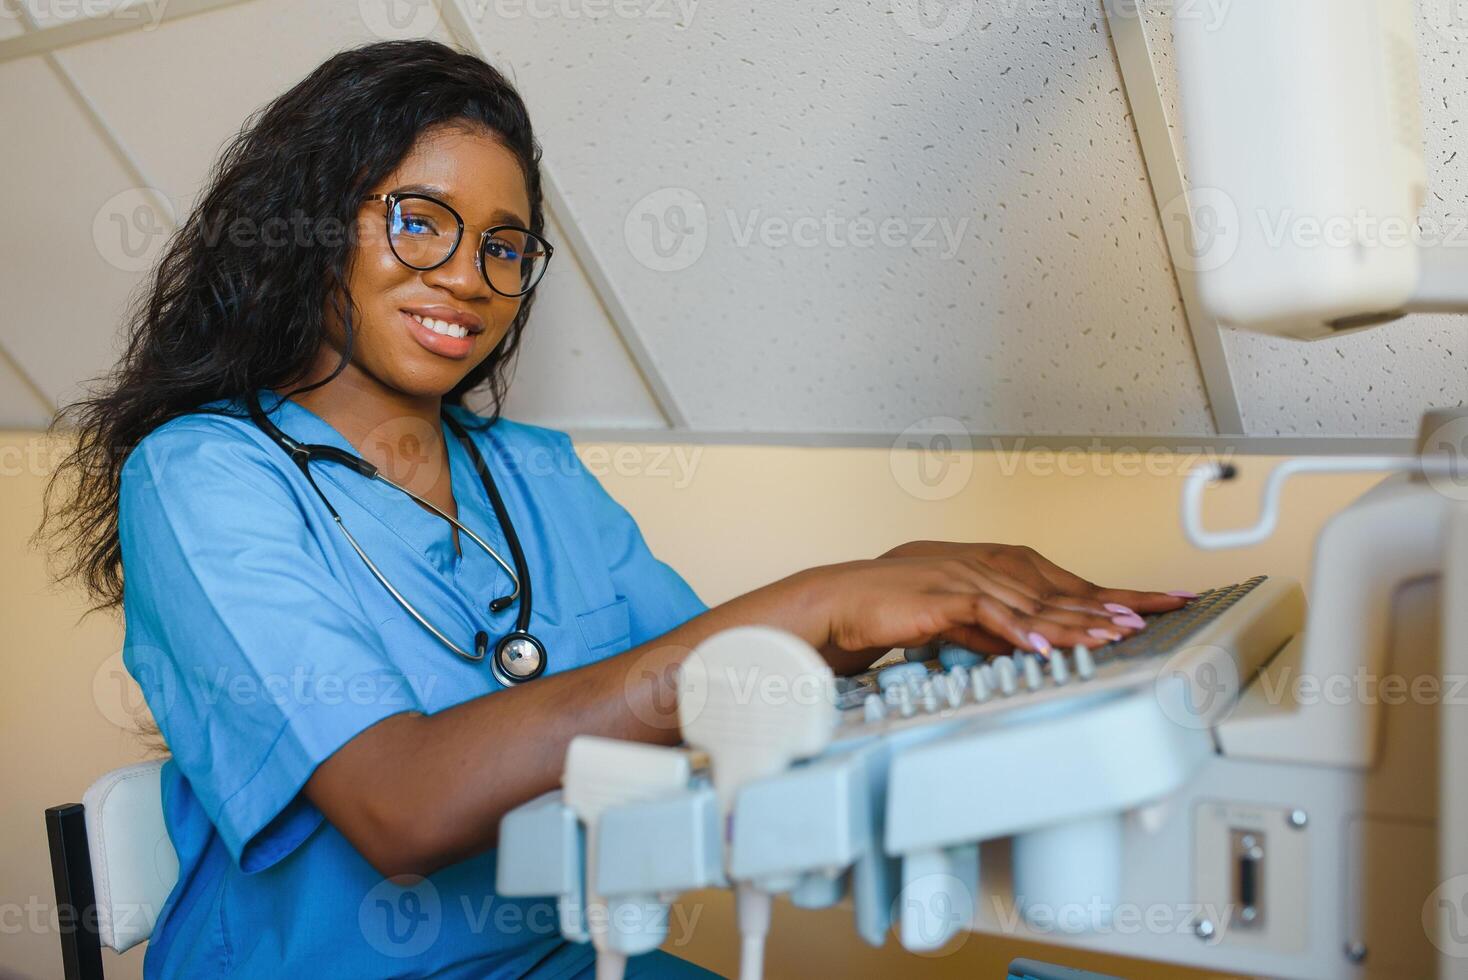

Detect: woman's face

[331,123,532,399]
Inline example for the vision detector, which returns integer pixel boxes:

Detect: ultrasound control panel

[497,575,1308,980]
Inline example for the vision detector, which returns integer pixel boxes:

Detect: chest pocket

[576,596,632,654]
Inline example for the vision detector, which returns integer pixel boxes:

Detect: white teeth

[408,313,469,339]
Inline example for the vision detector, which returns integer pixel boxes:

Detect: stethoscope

[246,392,547,686]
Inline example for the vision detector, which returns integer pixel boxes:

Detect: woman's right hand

[788,555,1142,672]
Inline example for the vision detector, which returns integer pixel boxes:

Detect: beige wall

[0,431,1384,980]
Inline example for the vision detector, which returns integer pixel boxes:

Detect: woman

[43,39,1187,979]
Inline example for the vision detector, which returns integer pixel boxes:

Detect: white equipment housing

[1172,0,1454,337]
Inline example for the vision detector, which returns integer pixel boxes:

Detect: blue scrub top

[117,391,711,979]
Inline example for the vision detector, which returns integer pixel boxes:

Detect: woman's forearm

[306,544,1167,878]
[306,569,840,878]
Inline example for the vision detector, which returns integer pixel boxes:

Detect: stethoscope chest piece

[492,630,547,686]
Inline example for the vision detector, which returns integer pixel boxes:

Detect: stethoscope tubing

[244,391,543,679]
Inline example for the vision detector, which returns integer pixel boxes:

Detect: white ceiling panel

[3,0,1462,440]
[463,0,1216,436]
[494,209,668,428]
[0,352,54,429]
[0,53,144,412]
[50,0,455,210]
[39,0,662,433]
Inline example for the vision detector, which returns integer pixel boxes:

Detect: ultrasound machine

[497,3,1468,977]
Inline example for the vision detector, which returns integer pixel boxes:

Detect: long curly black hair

[40,38,546,611]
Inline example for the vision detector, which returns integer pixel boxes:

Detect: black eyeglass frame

[362,191,554,297]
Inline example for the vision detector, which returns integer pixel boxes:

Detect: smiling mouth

[404,311,474,339]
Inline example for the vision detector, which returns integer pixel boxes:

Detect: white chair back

[80,759,179,952]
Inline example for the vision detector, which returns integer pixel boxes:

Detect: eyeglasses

[362,192,553,297]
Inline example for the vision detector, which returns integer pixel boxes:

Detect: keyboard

[833,575,1304,737]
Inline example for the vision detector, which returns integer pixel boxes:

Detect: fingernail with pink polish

[1088,628,1123,642]
[1168,590,1199,599]
[1112,614,1147,630]
[1104,603,1136,616]
[1026,632,1053,655]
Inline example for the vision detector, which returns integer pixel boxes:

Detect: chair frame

[45,802,108,980]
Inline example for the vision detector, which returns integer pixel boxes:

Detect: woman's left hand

[880,540,1193,623]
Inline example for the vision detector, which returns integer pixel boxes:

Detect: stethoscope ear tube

[246,391,546,681]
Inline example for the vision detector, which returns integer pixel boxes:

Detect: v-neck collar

[251,389,510,584]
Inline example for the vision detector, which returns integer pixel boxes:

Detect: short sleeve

[118,422,425,873]
[554,433,708,645]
